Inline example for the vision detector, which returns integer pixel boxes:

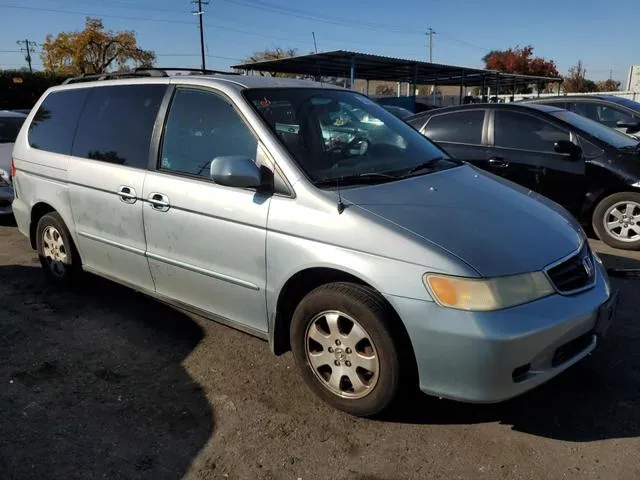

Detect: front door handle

[117,185,137,204]
[148,192,170,212]
[488,157,509,168]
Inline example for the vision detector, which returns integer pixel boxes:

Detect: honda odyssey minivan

[11,69,617,416]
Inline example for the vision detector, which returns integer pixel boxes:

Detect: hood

[342,165,584,277]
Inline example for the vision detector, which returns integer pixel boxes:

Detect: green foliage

[0,70,68,110]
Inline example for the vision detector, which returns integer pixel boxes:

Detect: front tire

[36,212,81,285]
[592,192,640,250]
[290,282,402,417]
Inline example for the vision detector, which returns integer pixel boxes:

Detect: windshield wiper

[313,172,399,187]
[401,156,446,176]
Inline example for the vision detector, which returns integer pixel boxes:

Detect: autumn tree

[483,45,558,93]
[596,79,621,92]
[563,61,597,93]
[41,17,155,75]
[241,47,300,77]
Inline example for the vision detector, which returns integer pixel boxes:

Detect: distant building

[626,65,640,93]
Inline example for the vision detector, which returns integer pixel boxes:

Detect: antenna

[336,177,345,214]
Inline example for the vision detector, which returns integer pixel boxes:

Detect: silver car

[0,110,27,215]
[11,73,618,416]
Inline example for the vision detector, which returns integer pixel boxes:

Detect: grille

[546,243,595,293]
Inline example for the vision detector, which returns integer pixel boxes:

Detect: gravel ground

[1,219,639,480]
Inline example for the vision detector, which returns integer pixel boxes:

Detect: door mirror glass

[554,140,582,159]
[210,156,262,188]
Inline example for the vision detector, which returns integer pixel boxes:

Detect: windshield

[0,116,25,143]
[244,88,457,186]
[607,97,640,111]
[551,109,638,148]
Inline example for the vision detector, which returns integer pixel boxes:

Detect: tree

[241,47,300,77]
[41,17,155,75]
[483,45,558,93]
[563,61,597,93]
[596,79,621,92]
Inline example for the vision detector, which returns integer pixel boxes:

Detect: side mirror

[554,140,582,159]
[210,156,262,188]
[617,120,640,133]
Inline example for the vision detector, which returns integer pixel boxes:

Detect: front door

[487,109,585,214]
[142,87,270,333]
[67,83,167,290]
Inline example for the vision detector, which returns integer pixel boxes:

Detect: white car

[0,110,28,215]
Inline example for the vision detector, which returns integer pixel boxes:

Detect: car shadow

[0,214,16,227]
[0,265,213,480]
[381,251,640,442]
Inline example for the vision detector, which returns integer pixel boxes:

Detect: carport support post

[365,79,369,95]
[496,73,501,100]
[481,75,486,101]
[432,76,438,106]
[512,76,517,101]
[349,57,356,90]
[459,70,465,104]
[537,83,541,98]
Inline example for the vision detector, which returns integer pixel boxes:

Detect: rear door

[420,109,488,164]
[67,83,168,290]
[487,108,585,214]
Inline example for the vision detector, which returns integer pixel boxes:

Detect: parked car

[380,104,414,119]
[11,72,617,416]
[407,103,640,250]
[0,110,27,215]
[11,109,32,115]
[521,95,640,139]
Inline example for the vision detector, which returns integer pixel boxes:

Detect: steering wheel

[330,136,370,169]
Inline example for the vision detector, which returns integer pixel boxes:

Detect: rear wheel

[592,192,640,250]
[36,212,81,285]
[290,282,402,417]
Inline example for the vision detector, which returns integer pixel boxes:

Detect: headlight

[423,271,555,311]
[0,168,9,186]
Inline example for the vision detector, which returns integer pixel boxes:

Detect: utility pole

[426,27,436,63]
[192,0,209,70]
[17,39,39,73]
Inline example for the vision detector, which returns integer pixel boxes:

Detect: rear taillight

[10,158,16,179]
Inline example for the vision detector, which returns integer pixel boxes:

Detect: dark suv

[407,103,640,250]
[521,95,640,140]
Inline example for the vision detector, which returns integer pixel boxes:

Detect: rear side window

[72,84,167,169]
[28,88,90,154]
[424,110,485,144]
[495,110,569,152]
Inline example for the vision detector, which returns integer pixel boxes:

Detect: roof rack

[61,66,242,85]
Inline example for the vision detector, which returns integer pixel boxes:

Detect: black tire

[592,192,640,250]
[36,212,81,285]
[290,282,403,417]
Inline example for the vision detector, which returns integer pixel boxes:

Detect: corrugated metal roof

[233,50,562,88]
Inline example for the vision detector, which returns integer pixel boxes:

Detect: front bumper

[388,261,617,403]
[0,185,13,215]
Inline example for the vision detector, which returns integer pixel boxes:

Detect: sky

[0,0,637,83]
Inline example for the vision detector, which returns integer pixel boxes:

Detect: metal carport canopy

[232,50,562,88]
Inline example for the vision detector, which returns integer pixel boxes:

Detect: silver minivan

[11,71,618,416]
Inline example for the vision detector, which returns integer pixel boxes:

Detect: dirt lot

[1,219,639,480]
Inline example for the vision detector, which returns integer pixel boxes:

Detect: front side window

[494,110,569,152]
[28,88,90,155]
[551,109,638,149]
[72,84,167,169]
[160,88,258,178]
[424,110,485,144]
[245,88,456,186]
[0,116,25,143]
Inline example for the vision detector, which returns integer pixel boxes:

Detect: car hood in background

[0,143,14,171]
[342,165,584,277]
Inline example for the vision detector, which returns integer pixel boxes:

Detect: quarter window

[160,88,258,178]
[494,110,569,152]
[424,110,485,144]
[28,88,90,155]
[72,84,167,169]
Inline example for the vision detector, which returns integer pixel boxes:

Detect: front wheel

[290,282,402,417]
[592,192,640,250]
[36,212,81,285]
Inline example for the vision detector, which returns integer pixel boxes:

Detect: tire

[36,212,81,285]
[290,282,403,417]
[592,192,640,250]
